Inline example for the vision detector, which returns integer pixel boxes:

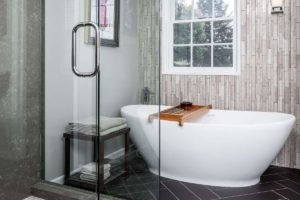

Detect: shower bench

[63,127,130,192]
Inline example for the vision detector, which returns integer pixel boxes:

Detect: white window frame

[161,0,241,76]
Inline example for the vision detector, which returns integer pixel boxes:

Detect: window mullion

[191,23,193,67]
[211,0,215,68]
[191,0,194,68]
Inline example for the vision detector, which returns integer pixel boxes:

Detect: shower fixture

[142,87,155,104]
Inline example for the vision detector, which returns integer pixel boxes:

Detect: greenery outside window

[162,0,240,75]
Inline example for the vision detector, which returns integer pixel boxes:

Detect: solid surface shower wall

[0,0,42,199]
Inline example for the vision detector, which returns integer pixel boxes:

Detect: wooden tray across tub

[149,104,212,126]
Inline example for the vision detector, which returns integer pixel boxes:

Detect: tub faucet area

[142,87,155,104]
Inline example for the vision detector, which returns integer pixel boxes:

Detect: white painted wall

[45,0,139,181]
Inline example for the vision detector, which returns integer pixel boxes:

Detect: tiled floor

[23,197,45,200]
[105,153,300,200]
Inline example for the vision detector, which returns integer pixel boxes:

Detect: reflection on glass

[213,20,233,43]
[213,45,233,67]
[194,0,212,19]
[174,46,191,67]
[214,0,234,18]
[175,0,193,20]
[193,22,211,44]
[174,23,191,44]
[193,46,211,67]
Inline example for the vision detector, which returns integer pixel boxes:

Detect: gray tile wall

[159,0,299,168]
[0,0,42,199]
[293,0,300,168]
[0,0,7,38]
[135,0,300,168]
[138,0,160,104]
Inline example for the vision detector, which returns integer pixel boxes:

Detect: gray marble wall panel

[0,0,7,39]
[159,0,300,168]
[0,0,42,199]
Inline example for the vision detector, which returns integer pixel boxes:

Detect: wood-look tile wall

[138,0,300,168]
[293,0,300,168]
[138,0,160,104]
[160,0,300,168]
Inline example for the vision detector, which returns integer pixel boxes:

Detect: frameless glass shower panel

[44,0,99,194]
[98,0,161,199]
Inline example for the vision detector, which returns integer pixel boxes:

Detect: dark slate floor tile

[279,172,300,184]
[139,175,159,183]
[163,181,200,200]
[145,182,165,191]
[182,182,219,200]
[123,175,143,186]
[263,166,290,175]
[127,184,148,193]
[213,182,283,198]
[277,180,300,192]
[131,191,156,200]
[105,178,125,188]
[160,177,174,182]
[106,152,300,200]
[260,174,286,183]
[111,193,133,200]
[273,166,300,174]
[276,188,300,200]
[207,185,229,191]
[220,191,282,200]
[150,189,159,200]
[136,171,156,178]
[106,185,129,195]
[159,189,178,200]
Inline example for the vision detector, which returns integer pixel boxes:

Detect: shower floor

[105,152,300,200]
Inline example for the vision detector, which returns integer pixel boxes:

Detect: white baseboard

[50,146,133,184]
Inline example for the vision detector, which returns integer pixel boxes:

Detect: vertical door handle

[72,22,100,77]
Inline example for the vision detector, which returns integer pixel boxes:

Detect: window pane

[214,0,234,18]
[193,22,211,44]
[213,20,233,43]
[175,0,193,20]
[174,23,191,44]
[174,46,191,67]
[213,45,233,67]
[194,0,212,19]
[193,46,211,67]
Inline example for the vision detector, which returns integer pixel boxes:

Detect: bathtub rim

[121,105,296,128]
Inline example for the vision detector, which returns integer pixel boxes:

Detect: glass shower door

[44,0,161,199]
[44,0,100,196]
[98,0,161,199]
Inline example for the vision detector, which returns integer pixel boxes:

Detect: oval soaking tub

[121,105,295,187]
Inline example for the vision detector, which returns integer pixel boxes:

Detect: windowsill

[162,67,240,76]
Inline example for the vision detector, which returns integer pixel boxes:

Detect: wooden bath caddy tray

[149,104,212,126]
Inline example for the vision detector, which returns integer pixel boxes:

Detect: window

[162,0,240,75]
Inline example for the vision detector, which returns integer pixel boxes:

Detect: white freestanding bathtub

[121,105,295,187]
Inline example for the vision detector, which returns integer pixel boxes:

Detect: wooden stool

[63,127,130,192]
